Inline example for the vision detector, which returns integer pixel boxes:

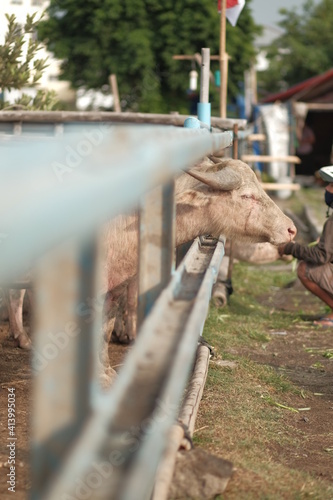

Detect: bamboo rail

[152,344,211,500]
[0,110,246,130]
[261,182,301,191]
[241,154,301,164]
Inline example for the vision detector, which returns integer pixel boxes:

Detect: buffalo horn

[209,155,223,164]
[186,165,242,191]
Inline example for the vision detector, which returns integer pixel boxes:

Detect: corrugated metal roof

[261,68,333,103]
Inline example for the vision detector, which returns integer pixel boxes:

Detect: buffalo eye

[241,194,256,200]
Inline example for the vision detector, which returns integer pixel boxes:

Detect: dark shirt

[283,214,333,265]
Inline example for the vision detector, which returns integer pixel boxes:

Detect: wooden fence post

[109,74,121,113]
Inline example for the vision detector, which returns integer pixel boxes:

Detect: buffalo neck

[175,206,214,246]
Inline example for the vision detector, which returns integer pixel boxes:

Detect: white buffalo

[2,157,296,381]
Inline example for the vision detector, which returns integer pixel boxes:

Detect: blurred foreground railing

[0,119,233,500]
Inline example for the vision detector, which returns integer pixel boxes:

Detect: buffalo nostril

[288,226,297,238]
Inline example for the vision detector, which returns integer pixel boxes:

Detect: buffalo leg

[99,291,118,386]
[3,289,32,349]
[126,278,137,343]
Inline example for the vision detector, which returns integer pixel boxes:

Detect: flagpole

[219,0,228,118]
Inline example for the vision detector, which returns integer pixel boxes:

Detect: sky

[250,0,320,28]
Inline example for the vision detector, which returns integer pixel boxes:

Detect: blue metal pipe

[197,103,211,128]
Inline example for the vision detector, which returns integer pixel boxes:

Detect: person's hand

[278,244,286,257]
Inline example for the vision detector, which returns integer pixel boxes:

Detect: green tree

[39,0,261,113]
[258,0,333,97]
[0,12,59,110]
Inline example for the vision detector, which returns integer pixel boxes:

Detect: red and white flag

[218,0,246,27]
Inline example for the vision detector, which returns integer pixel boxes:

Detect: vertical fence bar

[232,123,239,160]
[226,123,239,283]
[137,181,175,328]
[30,239,98,499]
[219,0,227,118]
[197,48,211,128]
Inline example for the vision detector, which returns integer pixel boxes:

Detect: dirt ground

[0,322,32,499]
[249,277,333,484]
[1,240,333,497]
[1,278,332,499]
[0,318,128,500]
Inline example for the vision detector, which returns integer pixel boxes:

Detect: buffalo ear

[176,189,210,207]
[186,164,242,191]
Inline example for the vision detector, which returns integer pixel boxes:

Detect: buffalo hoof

[111,330,135,345]
[15,332,32,350]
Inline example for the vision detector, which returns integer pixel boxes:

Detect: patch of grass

[310,362,325,370]
[204,264,298,354]
[194,260,333,499]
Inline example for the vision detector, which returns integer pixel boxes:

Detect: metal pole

[219,0,228,118]
[137,181,175,328]
[197,48,211,128]
[31,239,98,499]
[227,123,239,283]
[233,122,239,159]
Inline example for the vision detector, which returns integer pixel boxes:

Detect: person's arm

[278,218,333,264]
